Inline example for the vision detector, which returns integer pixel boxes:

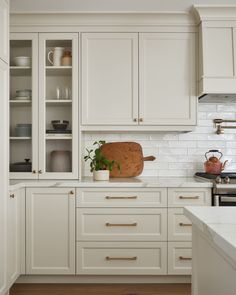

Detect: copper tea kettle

[204,150,228,175]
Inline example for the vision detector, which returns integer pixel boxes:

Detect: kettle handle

[205,150,223,160]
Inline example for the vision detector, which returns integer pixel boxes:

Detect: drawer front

[76,241,167,275]
[76,208,167,241]
[76,188,167,207]
[168,242,192,275]
[168,208,192,241]
[168,188,211,207]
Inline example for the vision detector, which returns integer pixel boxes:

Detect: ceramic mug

[47,47,64,66]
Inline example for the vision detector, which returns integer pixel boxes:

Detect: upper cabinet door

[0,0,8,63]
[81,33,139,125]
[139,33,197,126]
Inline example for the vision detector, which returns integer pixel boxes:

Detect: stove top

[195,172,236,180]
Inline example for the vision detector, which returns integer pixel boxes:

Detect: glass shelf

[10,137,32,140]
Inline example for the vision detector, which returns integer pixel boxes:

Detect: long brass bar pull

[179,196,199,200]
[106,256,137,261]
[179,256,192,261]
[105,222,137,227]
[105,196,137,200]
[179,223,192,227]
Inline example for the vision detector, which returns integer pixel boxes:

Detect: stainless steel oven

[195,172,236,206]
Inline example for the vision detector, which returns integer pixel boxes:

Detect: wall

[82,103,236,177]
[10,0,236,13]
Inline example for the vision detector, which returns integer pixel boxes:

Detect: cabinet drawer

[168,208,192,241]
[168,242,192,275]
[76,208,167,241]
[76,188,167,207]
[76,241,167,275]
[168,188,211,207]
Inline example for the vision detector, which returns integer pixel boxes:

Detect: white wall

[10,0,236,12]
[82,103,236,177]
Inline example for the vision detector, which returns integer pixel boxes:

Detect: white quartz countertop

[184,207,236,265]
[9,176,212,190]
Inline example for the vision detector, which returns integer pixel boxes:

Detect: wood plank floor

[10,283,191,295]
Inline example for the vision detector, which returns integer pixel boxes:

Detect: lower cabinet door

[26,188,75,274]
[76,242,167,275]
[168,208,192,241]
[7,188,23,288]
[168,242,192,275]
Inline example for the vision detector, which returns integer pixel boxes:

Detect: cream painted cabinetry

[0,59,8,295]
[76,188,168,275]
[25,188,75,274]
[81,32,197,130]
[7,188,25,288]
[167,188,211,275]
[0,0,8,63]
[139,33,196,126]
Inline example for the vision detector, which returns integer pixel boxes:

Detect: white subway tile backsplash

[82,103,236,177]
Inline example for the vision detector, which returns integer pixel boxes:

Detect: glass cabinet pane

[39,33,78,178]
[9,34,38,179]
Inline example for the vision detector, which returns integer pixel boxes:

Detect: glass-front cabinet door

[9,33,38,179]
[38,33,78,179]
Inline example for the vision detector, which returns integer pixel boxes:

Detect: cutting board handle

[143,156,156,161]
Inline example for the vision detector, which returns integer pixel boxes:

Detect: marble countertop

[184,207,236,265]
[9,176,212,191]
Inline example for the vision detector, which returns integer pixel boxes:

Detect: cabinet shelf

[10,66,31,76]
[46,66,72,76]
[10,100,31,105]
[45,99,72,106]
[10,137,31,140]
[45,135,72,140]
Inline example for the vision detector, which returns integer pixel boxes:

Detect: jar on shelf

[61,51,72,66]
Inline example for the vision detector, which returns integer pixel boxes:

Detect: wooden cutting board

[100,142,155,178]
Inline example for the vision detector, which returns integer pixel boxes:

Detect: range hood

[193,5,236,103]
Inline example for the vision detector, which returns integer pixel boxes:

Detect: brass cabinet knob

[38,170,42,174]
[133,118,137,122]
[32,170,37,174]
[10,194,15,198]
[139,118,143,122]
[70,190,74,195]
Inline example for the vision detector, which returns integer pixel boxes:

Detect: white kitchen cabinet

[81,32,197,129]
[10,33,39,179]
[10,33,79,180]
[7,188,25,288]
[0,0,8,63]
[77,241,167,275]
[81,33,138,126]
[139,33,197,126]
[0,58,8,295]
[26,188,75,274]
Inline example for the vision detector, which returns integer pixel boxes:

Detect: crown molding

[193,5,236,24]
[10,11,196,29]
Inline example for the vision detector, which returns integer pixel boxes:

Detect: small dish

[13,56,31,67]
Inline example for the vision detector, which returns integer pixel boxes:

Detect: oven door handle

[220,196,236,203]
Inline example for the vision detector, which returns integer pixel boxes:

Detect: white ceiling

[10,0,236,12]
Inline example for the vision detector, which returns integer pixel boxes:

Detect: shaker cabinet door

[0,0,8,63]
[139,33,197,126]
[81,33,139,125]
[26,188,75,274]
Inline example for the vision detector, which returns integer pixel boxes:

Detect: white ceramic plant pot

[93,170,109,181]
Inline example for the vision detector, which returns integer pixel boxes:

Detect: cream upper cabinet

[81,33,139,125]
[26,188,75,275]
[0,0,8,63]
[139,33,197,126]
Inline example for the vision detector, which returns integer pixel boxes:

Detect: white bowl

[13,56,31,67]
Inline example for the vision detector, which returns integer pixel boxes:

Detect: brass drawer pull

[179,256,192,261]
[106,256,137,261]
[10,194,15,198]
[179,196,200,200]
[179,222,192,227]
[105,196,138,200]
[105,222,137,227]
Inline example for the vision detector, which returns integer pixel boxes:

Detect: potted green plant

[84,141,120,181]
